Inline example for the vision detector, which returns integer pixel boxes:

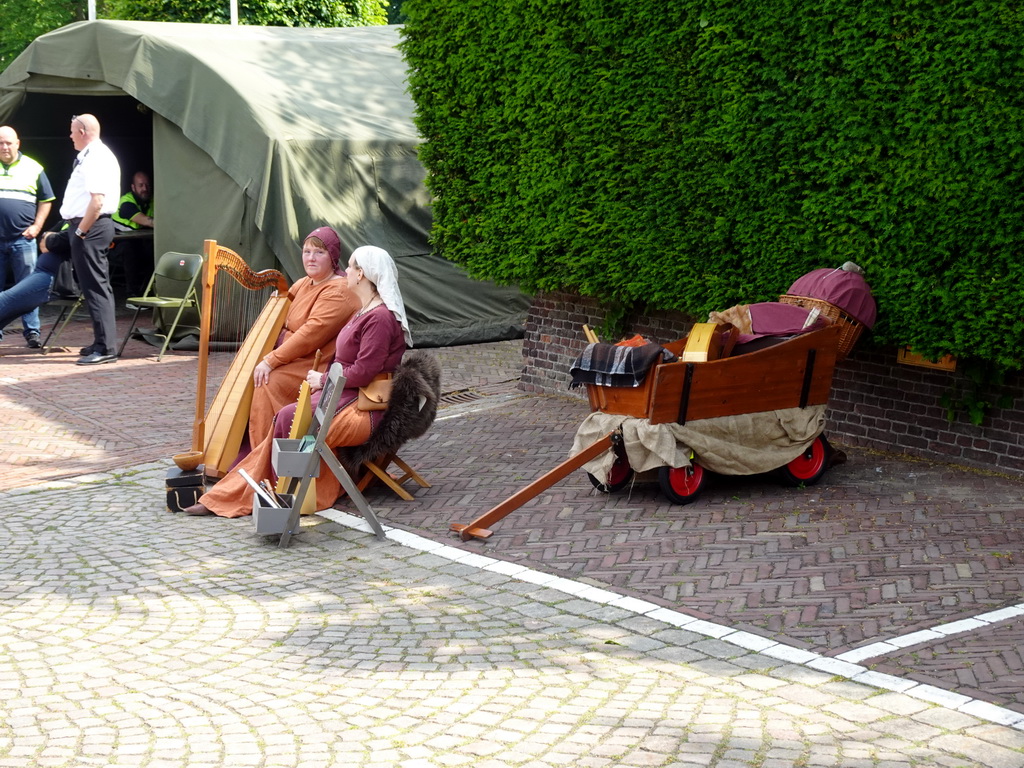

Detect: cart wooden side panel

[585,337,690,416]
[647,324,842,424]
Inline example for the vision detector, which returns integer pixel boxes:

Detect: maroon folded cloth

[787,268,877,328]
[736,302,830,345]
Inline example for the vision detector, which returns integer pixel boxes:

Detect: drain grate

[439,379,521,406]
[440,389,484,405]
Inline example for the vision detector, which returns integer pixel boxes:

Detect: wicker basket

[778,294,865,361]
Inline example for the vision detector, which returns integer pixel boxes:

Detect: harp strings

[209,268,279,351]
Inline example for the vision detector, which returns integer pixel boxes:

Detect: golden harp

[191,239,291,478]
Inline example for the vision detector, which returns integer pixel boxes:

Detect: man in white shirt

[42,114,122,364]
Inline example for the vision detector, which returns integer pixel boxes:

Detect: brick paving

[4,314,1024,734]
[0,303,230,489]
[3,464,1023,767]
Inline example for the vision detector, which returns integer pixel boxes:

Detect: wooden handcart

[451,320,847,541]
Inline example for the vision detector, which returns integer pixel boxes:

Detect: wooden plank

[647,325,841,424]
[587,379,653,418]
[450,432,616,541]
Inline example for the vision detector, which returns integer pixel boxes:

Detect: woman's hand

[253,361,272,388]
[306,369,324,392]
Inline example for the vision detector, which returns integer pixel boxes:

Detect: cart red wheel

[777,435,828,487]
[588,453,634,493]
[658,462,707,505]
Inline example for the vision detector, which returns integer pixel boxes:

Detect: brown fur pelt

[337,350,442,474]
[707,304,752,335]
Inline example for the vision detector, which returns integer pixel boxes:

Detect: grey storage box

[272,438,320,478]
[252,493,296,535]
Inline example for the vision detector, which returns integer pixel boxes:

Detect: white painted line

[383,528,443,550]
[974,605,1024,623]
[429,545,477,562]
[885,629,944,649]
[576,586,624,604]
[933,618,987,636]
[453,552,501,569]
[906,684,973,709]
[646,608,698,628]
[852,670,918,693]
[836,642,898,664]
[513,568,559,586]
[544,576,597,596]
[484,560,531,577]
[806,657,866,678]
[319,508,395,536]
[610,596,661,614]
[684,619,734,639]
[959,700,1024,727]
[723,631,778,653]
[761,645,821,665]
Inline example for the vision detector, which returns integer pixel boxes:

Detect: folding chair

[41,294,85,354]
[117,251,203,360]
[270,363,386,548]
[356,454,431,501]
[338,351,441,501]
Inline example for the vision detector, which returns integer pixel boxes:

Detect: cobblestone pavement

[4,318,1024,765]
[2,464,1024,768]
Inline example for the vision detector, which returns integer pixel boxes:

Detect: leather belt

[68,214,112,225]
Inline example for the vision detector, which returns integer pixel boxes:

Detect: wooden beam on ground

[450,432,616,541]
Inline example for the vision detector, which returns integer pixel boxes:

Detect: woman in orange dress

[185,245,411,518]
[246,226,359,447]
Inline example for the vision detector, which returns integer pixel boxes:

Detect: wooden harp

[191,239,291,478]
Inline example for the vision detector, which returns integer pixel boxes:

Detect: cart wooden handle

[450,432,616,541]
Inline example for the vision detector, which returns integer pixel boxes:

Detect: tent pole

[230,0,238,25]
[88,0,96,20]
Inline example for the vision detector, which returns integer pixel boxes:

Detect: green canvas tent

[0,20,528,346]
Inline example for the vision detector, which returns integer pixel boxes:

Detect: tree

[0,0,79,73]
[103,0,387,27]
[387,0,407,24]
[1,0,389,74]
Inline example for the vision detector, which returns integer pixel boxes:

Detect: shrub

[401,0,1024,371]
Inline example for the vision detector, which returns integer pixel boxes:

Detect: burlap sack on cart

[571,406,826,483]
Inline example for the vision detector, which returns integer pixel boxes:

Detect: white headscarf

[352,245,412,347]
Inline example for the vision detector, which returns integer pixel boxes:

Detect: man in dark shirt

[0,125,55,348]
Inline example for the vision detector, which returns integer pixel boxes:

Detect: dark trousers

[47,217,117,354]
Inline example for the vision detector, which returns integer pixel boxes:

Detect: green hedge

[401,0,1024,370]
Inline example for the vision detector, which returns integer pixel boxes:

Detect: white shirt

[59,139,121,219]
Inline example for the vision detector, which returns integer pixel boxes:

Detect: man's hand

[22,224,40,240]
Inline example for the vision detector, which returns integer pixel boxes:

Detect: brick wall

[521,291,1024,478]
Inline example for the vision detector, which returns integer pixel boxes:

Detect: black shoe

[26,332,41,349]
[76,352,117,366]
[79,345,96,356]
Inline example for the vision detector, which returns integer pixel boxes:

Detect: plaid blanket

[568,342,675,389]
